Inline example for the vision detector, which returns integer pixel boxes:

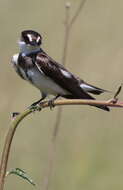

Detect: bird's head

[18,30,42,54]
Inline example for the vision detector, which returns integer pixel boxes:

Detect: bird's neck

[18,41,41,56]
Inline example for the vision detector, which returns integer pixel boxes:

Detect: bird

[11,30,110,111]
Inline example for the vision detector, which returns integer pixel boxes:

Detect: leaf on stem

[6,168,36,186]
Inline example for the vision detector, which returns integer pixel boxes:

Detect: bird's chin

[18,40,40,55]
[18,40,26,46]
[18,41,27,51]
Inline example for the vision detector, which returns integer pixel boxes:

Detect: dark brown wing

[35,52,94,99]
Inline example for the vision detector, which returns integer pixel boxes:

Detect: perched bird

[11,30,109,111]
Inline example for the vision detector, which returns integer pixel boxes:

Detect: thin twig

[0,99,123,190]
[62,2,71,65]
[52,2,71,142]
[52,2,71,140]
[42,5,70,189]
[69,0,87,29]
[114,83,123,99]
[42,1,87,189]
[42,3,71,190]
[53,0,88,141]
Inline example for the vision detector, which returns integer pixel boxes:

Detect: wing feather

[35,52,94,99]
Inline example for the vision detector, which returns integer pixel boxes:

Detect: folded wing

[36,52,95,99]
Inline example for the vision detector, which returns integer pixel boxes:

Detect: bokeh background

[1,0,123,189]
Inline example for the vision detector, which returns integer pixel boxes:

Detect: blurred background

[1,0,123,189]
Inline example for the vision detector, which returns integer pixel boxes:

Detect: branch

[69,0,87,29]
[0,98,123,190]
[0,109,31,190]
[40,99,123,108]
[42,3,71,190]
[62,2,70,65]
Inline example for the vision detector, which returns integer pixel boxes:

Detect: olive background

[0,0,123,189]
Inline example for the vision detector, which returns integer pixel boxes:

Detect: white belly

[27,68,69,95]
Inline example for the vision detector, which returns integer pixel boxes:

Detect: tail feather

[91,104,110,111]
[62,94,110,112]
[80,82,108,95]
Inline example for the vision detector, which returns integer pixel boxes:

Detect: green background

[0,0,123,189]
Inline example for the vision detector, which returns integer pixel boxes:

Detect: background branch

[42,1,87,189]
[53,0,87,143]
[69,0,87,29]
[42,4,70,188]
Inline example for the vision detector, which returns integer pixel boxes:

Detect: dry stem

[42,1,90,189]
[0,99,123,190]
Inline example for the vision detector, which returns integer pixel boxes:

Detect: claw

[29,104,42,112]
[48,100,55,110]
[47,95,60,110]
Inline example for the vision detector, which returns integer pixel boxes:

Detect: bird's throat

[18,41,40,56]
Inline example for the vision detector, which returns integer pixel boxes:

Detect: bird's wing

[35,52,94,99]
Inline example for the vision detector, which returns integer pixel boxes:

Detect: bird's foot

[48,95,60,110]
[29,101,43,112]
[29,98,46,112]
[48,99,55,110]
[29,104,42,112]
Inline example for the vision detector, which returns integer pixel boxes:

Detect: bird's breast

[27,68,69,95]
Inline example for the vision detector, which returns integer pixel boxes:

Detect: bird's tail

[90,104,110,111]
[63,94,110,112]
[79,83,110,111]
[80,82,109,95]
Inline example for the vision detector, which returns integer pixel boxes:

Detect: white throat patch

[18,41,40,55]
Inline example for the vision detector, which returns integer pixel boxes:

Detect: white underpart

[12,43,70,96]
[11,53,28,79]
[60,69,71,78]
[18,41,40,55]
[27,68,70,95]
[11,53,68,95]
[12,53,19,64]
[80,83,95,92]
[11,54,69,95]
[27,34,33,41]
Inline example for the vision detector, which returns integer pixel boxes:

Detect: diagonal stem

[69,0,87,29]
[0,109,32,190]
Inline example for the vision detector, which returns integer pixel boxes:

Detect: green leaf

[7,168,36,186]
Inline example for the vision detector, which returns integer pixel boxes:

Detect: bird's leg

[48,95,60,110]
[30,92,47,111]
